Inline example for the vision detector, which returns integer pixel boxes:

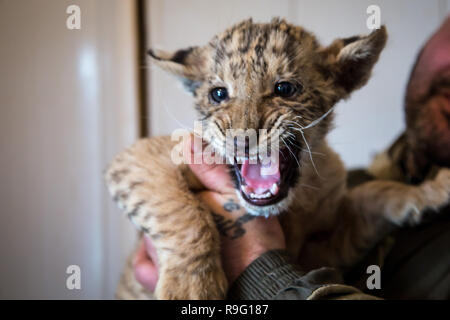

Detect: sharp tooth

[241,185,252,194]
[249,191,273,200]
[270,183,279,195]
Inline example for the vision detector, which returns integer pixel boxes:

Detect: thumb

[184,134,235,194]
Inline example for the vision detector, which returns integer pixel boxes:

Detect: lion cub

[105,18,450,299]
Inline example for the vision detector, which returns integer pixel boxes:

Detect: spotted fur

[105,18,450,299]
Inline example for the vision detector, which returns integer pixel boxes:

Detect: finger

[133,239,159,292]
[197,191,246,220]
[143,236,159,268]
[183,134,235,193]
[134,259,158,292]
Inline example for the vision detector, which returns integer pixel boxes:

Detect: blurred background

[0,0,448,299]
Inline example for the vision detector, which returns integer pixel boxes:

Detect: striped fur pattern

[105,19,450,299]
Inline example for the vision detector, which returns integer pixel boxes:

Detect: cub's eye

[274,82,299,98]
[210,87,229,103]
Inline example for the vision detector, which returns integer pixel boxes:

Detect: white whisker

[280,136,300,168]
[298,128,321,178]
[300,149,325,157]
[302,105,336,130]
[299,183,320,190]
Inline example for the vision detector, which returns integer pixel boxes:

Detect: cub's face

[150,18,387,216]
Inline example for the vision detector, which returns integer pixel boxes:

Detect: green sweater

[228,250,379,300]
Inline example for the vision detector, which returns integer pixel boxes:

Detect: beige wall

[146,0,449,168]
[0,0,138,299]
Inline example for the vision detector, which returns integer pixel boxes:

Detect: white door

[0,0,138,299]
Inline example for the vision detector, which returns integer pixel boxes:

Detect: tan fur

[106,136,227,299]
[105,19,450,299]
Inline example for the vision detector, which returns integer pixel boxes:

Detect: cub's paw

[394,168,450,226]
[419,168,450,213]
[397,204,423,226]
[433,168,450,193]
[155,265,228,300]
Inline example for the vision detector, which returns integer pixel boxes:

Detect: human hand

[133,134,285,291]
[132,235,158,292]
[196,191,285,284]
[186,133,286,283]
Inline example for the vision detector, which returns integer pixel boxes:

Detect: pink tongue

[241,159,280,194]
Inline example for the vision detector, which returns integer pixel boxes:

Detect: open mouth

[232,148,299,206]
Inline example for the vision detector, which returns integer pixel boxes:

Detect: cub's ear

[148,46,206,93]
[320,26,388,95]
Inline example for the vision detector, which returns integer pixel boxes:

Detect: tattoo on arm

[212,198,256,239]
[223,199,241,212]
